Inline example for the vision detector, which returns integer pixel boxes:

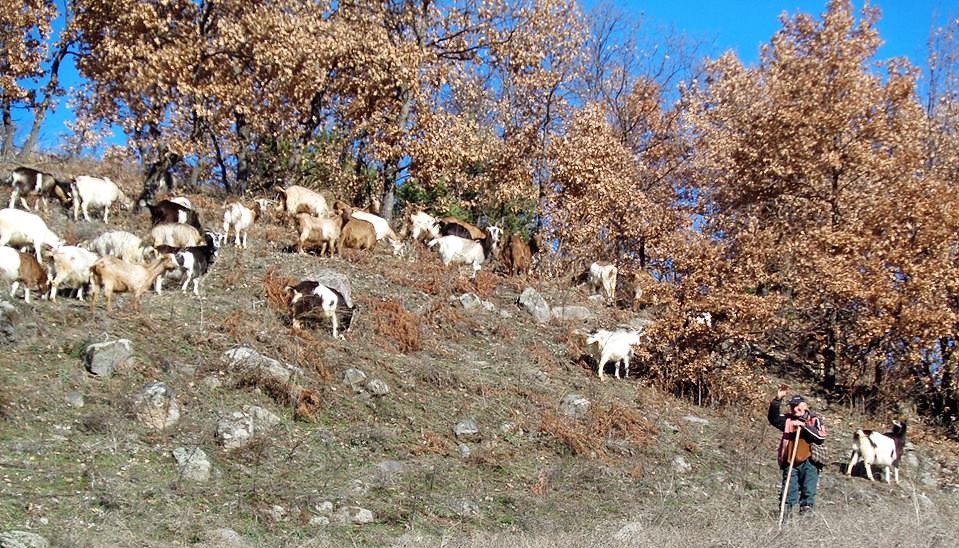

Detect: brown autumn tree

[684,0,959,411]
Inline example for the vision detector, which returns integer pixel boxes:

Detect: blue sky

[25,0,958,152]
[619,0,953,65]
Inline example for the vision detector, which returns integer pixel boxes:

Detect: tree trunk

[1,99,15,160]
[19,43,70,160]
[380,86,413,220]
[823,307,838,391]
[234,112,251,195]
[138,150,182,209]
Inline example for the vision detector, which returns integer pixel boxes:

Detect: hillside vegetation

[1,192,958,548]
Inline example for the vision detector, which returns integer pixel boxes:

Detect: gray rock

[682,415,710,425]
[242,405,281,430]
[450,498,480,518]
[454,418,481,440]
[215,412,255,450]
[84,339,132,377]
[518,287,551,323]
[343,368,367,390]
[551,305,593,322]
[904,451,920,470]
[332,505,374,525]
[265,505,286,522]
[366,378,390,397]
[314,501,334,516]
[308,515,330,526]
[173,446,212,482]
[560,393,590,418]
[456,293,484,311]
[65,392,84,408]
[0,531,49,548]
[458,443,472,458]
[132,381,180,430]
[673,455,692,473]
[223,347,303,385]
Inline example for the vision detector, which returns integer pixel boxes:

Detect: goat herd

[0,166,914,484]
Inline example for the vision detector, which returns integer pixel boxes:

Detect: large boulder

[518,287,551,324]
[84,339,132,377]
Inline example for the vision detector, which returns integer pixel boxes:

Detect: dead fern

[368,298,422,353]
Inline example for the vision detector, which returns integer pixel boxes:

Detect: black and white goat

[285,280,355,339]
[155,231,223,296]
[846,420,907,484]
[144,199,203,231]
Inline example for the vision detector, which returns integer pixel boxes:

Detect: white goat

[86,230,147,264]
[222,200,266,248]
[587,261,618,302]
[846,421,907,484]
[49,245,99,301]
[427,231,498,278]
[0,208,63,261]
[275,185,328,217]
[407,210,440,243]
[0,245,49,303]
[350,210,404,254]
[585,328,643,381]
[71,175,130,222]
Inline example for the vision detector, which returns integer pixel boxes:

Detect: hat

[787,395,806,407]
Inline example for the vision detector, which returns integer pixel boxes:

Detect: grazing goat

[296,212,344,256]
[337,218,378,254]
[0,208,63,261]
[501,233,540,277]
[275,185,329,218]
[48,245,99,301]
[7,167,70,212]
[222,200,267,248]
[285,280,355,339]
[0,246,50,303]
[71,175,131,222]
[89,255,175,312]
[145,200,202,230]
[585,328,643,381]
[846,420,907,483]
[149,222,204,248]
[586,261,618,303]
[86,230,147,264]
[405,209,440,244]
[427,227,499,278]
[349,209,404,254]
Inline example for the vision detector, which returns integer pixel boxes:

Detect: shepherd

[768,384,827,525]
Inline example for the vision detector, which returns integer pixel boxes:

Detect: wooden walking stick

[778,426,802,530]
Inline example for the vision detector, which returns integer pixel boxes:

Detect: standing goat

[71,175,131,222]
[846,420,907,483]
[89,255,176,312]
[0,246,50,303]
[586,261,618,303]
[222,200,267,248]
[585,328,643,381]
[0,208,63,261]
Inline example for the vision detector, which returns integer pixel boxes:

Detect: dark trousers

[781,458,819,507]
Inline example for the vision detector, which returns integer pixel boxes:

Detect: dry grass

[539,405,656,462]
[367,297,422,353]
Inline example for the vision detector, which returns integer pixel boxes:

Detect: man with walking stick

[769,384,827,526]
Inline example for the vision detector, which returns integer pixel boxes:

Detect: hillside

[1,191,958,548]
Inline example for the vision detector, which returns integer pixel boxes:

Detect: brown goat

[89,255,175,312]
[501,233,540,277]
[0,247,50,303]
[337,218,377,254]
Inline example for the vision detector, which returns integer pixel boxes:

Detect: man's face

[790,402,808,416]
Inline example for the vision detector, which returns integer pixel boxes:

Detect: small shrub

[262,266,295,313]
[539,404,656,461]
[368,298,422,353]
